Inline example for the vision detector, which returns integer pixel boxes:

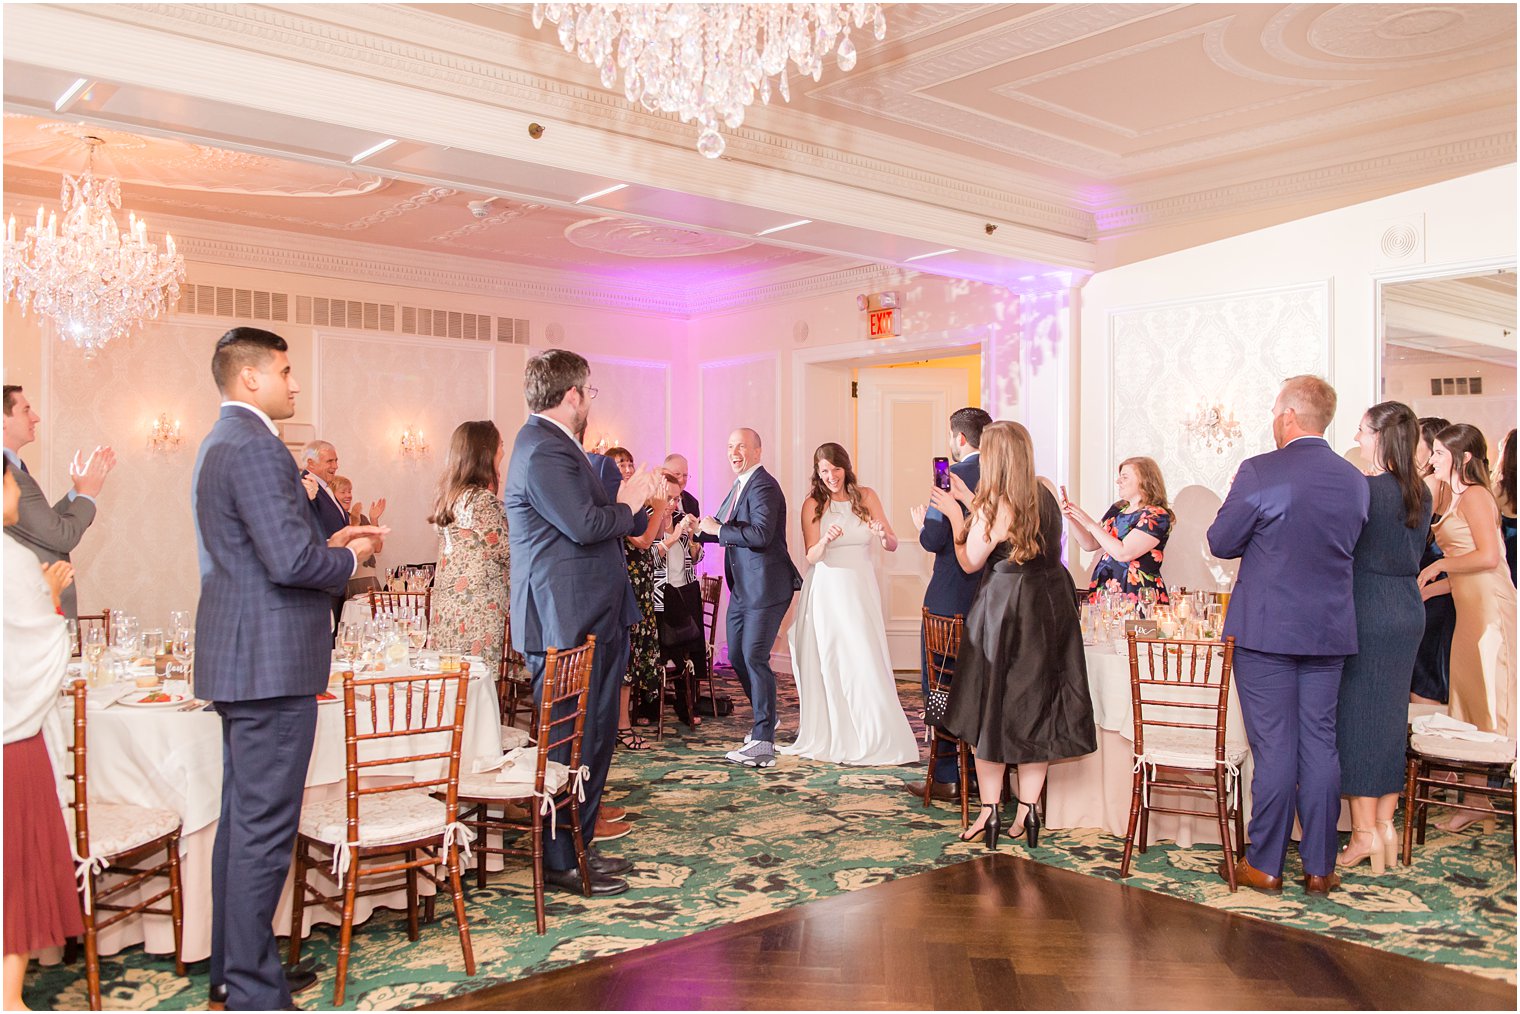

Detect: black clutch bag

[925,687,950,728]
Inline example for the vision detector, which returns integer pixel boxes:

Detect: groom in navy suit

[1208,375,1368,895]
[696,428,802,768]
[906,406,991,800]
[504,350,660,896]
[193,328,385,1009]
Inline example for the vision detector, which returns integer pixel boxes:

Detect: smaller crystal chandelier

[533,3,886,159]
[400,427,429,459]
[147,413,182,454]
[4,137,185,358]
[1181,402,1242,455]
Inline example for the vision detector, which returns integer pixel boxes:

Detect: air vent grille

[1429,376,1484,396]
[180,284,289,322]
[496,318,530,344]
[399,304,497,342]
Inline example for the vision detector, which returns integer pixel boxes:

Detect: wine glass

[65,618,79,657]
[84,626,109,687]
[339,623,362,666]
[408,616,429,662]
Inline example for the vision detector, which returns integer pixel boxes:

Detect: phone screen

[1059,484,1069,505]
[933,457,951,491]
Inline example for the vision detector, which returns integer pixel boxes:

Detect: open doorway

[793,335,986,669]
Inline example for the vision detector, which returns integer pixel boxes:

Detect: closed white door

[855,366,973,669]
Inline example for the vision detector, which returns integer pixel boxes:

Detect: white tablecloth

[70,659,501,961]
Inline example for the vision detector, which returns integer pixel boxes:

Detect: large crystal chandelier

[3,137,185,358]
[533,3,886,159]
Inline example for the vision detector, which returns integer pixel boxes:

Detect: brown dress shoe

[593,817,632,842]
[903,778,957,802]
[1220,857,1283,891]
[1303,871,1341,894]
[600,805,627,822]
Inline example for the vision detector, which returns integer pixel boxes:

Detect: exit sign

[868,307,900,337]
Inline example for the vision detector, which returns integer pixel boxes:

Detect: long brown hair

[429,420,502,527]
[959,420,1041,563]
[1498,428,1516,514]
[808,442,872,525]
[1117,455,1174,523]
[1435,423,1492,491]
[1362,402,1427,528]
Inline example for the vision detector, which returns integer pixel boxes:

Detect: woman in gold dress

[1419,423,1516,833]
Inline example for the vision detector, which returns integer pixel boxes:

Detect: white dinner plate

[117,692,189,710]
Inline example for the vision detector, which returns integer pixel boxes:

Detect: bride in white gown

[782,442,919,766]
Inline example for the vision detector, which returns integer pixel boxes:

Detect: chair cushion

[1137,727,1250,771]
[87,804,180,859]
[459,747,572,799]
[299,790,448,848]
[1412,732,1518,765]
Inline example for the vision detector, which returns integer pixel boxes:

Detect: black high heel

[960,803,1003,850]
[1024,802,1040,849]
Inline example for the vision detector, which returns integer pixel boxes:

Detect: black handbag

[657,581,704,648]
[925,687,950,727]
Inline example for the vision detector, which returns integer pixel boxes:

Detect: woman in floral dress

[1062,456,1173,603]
[429,421,508,669]
[606,447,669,747]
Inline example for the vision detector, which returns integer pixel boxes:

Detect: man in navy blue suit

[905,407,990,800]
[696,428,802,768]
[1208,375,1369,895]
[503,350,660,896]
[193,328,385,1009]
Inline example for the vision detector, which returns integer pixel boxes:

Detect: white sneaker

[725,740,776,768]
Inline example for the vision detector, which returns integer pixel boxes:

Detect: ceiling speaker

[793,320,809,344]
[1377,215,1425,265]
[544,322,565,346]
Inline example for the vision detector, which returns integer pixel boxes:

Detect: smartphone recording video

[933,457,951,491]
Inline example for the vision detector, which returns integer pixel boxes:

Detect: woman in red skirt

[3,460,84,1009]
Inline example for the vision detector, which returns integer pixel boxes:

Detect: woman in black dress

[1410,417,1455,704]
[1337,402,1431,874]
[929,421,1096,849]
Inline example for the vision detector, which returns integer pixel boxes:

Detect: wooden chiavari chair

[455,637,597,934]
[64,682,185,1010]
[698,574,725,702]
[288,665,475,1005]
[1120,633,1245,890]
[368,589,431,621]
[498,622,535,733]
[920,609,972,828]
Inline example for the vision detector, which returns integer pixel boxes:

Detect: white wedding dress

[781,499,919,766]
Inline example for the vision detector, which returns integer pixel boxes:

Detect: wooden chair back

[66,680,92,857]
[699,575,723,653]
[369,590,431,621]
[921,609,964,694]
[75,611,111,657]
[1126,633,1236,761]
[533,637,597,790]
[498,622,534,729]
[335,664,470,846]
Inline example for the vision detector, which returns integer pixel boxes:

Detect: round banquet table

[63,657,501,963]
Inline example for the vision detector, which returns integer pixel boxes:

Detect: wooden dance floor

[421,854,1513,1010]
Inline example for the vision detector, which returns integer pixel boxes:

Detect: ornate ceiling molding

[563,218,756,259]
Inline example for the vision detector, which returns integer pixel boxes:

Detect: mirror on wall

[1382,266,1516,466]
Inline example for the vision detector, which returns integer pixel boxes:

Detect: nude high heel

[1337,827,1385,874]
[1376,819,1398,868]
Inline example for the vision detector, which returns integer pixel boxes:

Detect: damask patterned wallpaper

[1107,281,1331,590]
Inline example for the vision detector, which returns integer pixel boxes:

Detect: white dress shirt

[4,534,70,744]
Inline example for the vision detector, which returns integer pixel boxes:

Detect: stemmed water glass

[84,626,109,686]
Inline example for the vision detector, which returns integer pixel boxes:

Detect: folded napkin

[1411,713,1509,743]
[85,685,130,711]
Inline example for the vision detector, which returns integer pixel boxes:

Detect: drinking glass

[1138,587,1158,619]
[65,618,79,657]
[1205,604,1224,640]
[84,626,108,685]
[168,610,190,635]
[408,617,429,660]
[141,629,166,658]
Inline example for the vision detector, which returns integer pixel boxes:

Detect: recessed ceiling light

[904,248,957,263]
[350,138,397,164]
[756,219,811,237]
[576,184,628,204]
[54,78,90,113]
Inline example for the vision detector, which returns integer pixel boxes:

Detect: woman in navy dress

[1410,418,1455,704]
[1063,456,1173,603]
[1337,402,1431,874]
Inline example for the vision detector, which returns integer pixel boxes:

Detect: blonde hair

[1279,375,1337,433]
[959,420,1041,563]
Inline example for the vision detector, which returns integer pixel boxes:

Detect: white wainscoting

[583,354,672,468]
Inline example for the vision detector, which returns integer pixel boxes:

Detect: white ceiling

[2,3,1515,311]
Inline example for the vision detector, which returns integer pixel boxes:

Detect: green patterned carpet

[25,675,1516,1009]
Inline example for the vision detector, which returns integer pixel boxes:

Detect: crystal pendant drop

[696,128,726,159]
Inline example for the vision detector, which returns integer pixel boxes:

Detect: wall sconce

[585,433,618,455]
[147,413,181,454]
[1181,402,1241,455]
[400,426,429,459]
